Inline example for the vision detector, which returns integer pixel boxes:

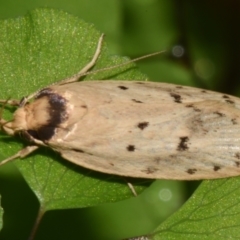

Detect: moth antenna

[57,33,105,85]
[61,50,166,85]
[25,33,166,100]
[25,33,105,100]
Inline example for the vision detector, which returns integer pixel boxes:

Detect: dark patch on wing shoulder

[170,92,182,103]
[175,85,183,89]
[132,99,143,103]
[127,145,135,151]
[177,136,189,151]
[137,121,149,130]
[118,86,128,90]
[213,165,221,171]
[187,168,197,174]
[27,88,68,141]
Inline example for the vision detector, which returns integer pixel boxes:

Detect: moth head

[0,99,24,135]
[0,97,52,137]
[1,107,28,135]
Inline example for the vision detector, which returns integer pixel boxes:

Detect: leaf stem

[28,206,45,240]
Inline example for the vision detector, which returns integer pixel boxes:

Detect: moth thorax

[24,97,52,130]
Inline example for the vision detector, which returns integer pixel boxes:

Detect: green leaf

[0,8,147,212]
[0,197,3,231]
[0,3,239,240]
[151,177,240,239]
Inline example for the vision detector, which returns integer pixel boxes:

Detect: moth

[1,34,240,181]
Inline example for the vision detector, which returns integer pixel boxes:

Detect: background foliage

[0,1,239,240]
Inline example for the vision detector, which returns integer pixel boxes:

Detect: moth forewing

[38,80,240,180]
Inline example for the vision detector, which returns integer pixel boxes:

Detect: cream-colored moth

[1,34,240,181]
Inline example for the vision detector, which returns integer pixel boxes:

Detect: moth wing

[47,81,240,180]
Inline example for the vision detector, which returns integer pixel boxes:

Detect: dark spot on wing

[213,165,221,171]
[235,153,240,159]
[177,136,189,151]
[141,167,158,174]
[27,88,68,141]
[72,148,94,156]
[137,122,149,130]
[235,161,240,167]
[225,99,235,104]
[127,145,135,151]
[170,93,182,103]
[187,168,197,174]
[175,86,183,89]
[214,111,225,117]
[232,118,238,125]
[135,82,145,84]
[81,105,87,108]
[118,86,128,90]
[222,95,230,99]
[201,90,207,93]
[186,104,201,112]
[72,148,85,153]
[132,99,143,103]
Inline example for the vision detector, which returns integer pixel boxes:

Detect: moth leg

[0,145,39,167]
[127,182,138,197]
[57,33,104,85]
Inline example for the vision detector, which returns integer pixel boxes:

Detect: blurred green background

[0,1,240,240]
